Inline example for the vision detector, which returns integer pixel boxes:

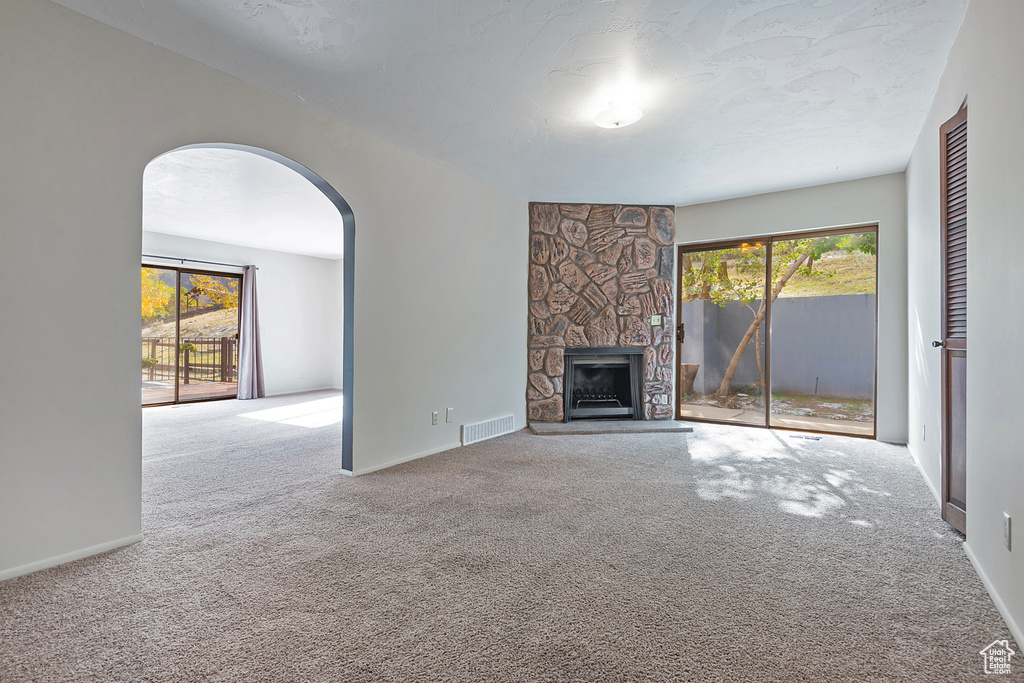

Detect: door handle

[932,340,945,348]
[677,323,684,343]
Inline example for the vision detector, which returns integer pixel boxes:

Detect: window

[141,266,241,406]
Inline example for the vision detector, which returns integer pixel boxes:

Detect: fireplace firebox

[563,347,644,422]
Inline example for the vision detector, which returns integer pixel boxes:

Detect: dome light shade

[594,104,643,129]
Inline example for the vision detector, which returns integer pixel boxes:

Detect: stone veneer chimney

[527,203,676,422]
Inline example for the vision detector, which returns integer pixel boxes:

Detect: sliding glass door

[677,242,768,426]
[676,227,877,437]
[141,266,179,406]
[767,233,876,436]
[177,271,241,402]
[141,266,241,406]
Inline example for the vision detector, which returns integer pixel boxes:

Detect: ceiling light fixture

[593,103,643,129]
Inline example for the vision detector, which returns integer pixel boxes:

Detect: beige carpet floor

[0,390,1019,682]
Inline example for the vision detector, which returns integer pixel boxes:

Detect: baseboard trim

[964,542,1024,649]
[0,534,144,583]
[264,386,339,398]
[341,442,463,477]
[907,443,941,507]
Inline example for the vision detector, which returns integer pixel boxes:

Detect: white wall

[906,0,1024,644]
[0,0,527,578]
[142,232,341,396]
[675,173,908,444]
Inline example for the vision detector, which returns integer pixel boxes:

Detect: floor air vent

[462,414,515,446]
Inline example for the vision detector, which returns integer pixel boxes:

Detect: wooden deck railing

[142,337,237,384]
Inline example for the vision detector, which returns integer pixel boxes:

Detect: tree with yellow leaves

[141,268,174,321]
[184,274,239,310]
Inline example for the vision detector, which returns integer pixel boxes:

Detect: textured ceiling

[144,148,345,259]
[56,0,967,206]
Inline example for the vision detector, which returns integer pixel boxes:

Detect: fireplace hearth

[563,347,643,422]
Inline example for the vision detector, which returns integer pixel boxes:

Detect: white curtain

[237,265,265,399]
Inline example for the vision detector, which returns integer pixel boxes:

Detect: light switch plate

[446,408,454,423]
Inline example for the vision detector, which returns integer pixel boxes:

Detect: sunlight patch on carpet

[239,396,342,428]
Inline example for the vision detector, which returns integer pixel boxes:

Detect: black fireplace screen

[563,347,643,422]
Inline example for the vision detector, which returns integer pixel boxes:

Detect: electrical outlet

[446,408,454,424]
[431,411,439,426]
[1005,512,1012,551]
[651,314,662,326]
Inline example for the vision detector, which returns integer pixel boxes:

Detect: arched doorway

[141,143,354,472]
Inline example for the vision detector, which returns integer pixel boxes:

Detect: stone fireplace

[527,203,676,422]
